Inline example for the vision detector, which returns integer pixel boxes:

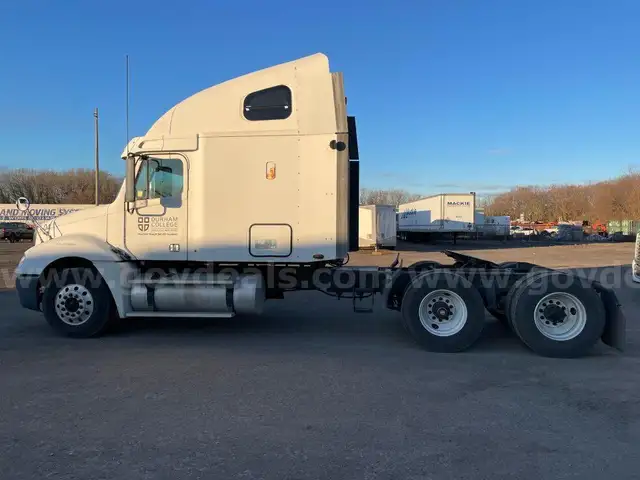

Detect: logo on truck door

[138,216,150,232]
[136,214,179,236]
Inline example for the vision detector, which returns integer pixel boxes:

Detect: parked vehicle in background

[583,220,608,236]
[539,226,558,238]
[510,226,536,236]
[0,222,34,243]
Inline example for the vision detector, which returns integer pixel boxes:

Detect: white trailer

[477,215,511,236]
[486,215,511,236]
[397,193,476,241]
[13,53,625,358]
[359,205,396,249]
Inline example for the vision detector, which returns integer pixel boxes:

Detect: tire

[508,271,606,358]
[498,261,540,271]
[8,233,16,243]
[42,267,115,338]
[488,308,509,327]
[401,271,485,352]
[504,269,551,332]
[489,268,539,328]
[407,260,443,272]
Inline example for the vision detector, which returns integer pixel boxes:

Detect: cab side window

[243,85,292,121]
[134,158,184,200]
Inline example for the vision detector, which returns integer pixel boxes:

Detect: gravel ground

[1,240,639,479]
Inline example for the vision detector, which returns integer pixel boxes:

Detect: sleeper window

[243,85,292,121]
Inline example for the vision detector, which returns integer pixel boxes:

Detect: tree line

[0,169,122,204]
[2,168,639,223]
[362,173,640,223]
[359,188,423,207]
[483,171,640,222]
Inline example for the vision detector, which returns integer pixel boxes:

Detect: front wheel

[401,271,485,352]
[42,267,115,338]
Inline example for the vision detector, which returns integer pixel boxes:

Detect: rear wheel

[401,271,485,352]
[407,260,442,272]
[488,308,509,326]
[42,267,115,338]
[8,233,17,243]
[508,272,605,358]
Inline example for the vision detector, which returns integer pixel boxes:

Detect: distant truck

[13,53,625,358]
[1,222,34,243]
[397,193,476,242]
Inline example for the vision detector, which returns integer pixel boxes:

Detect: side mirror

[16,197,30,212]
[125,155,136,202]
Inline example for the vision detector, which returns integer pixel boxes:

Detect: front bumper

[15,274,41,311]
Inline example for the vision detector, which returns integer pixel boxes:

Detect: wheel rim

[533,292,586,341]
[55,284,95,326]
[418,289,468,337]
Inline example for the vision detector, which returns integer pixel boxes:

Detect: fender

[15,234,136,317]
[17,234,129,275]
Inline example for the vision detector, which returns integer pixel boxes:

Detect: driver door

[124,155,188,260]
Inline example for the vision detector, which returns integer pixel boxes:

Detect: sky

[0,0,638,196]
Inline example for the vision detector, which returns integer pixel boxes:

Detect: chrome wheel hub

[55,284,94,326]
[534,292,586,341]
[418,289,468,337]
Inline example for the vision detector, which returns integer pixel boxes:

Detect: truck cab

[15,52,356,332]
[13,54,625,360]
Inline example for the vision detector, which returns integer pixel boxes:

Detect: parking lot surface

[1,241,639,479]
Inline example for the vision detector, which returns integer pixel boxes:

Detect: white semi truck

[14,53,625,357]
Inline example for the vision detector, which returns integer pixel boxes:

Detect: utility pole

[94,108,100,206]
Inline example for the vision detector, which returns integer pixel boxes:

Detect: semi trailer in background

[481,215,511,237]
[397,193,476,241]
[358,205,396,249]
[13,53,625,358]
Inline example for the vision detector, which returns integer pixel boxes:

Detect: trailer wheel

[42,267,115,338]
[401,271,485,352]
[508,272,606,358]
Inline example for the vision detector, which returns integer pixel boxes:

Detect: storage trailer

[478,215,511,237]
[359,205,396,249]
[14,53,624,358]
[397,193,476,242]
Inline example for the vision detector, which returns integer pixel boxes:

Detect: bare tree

[360,188,422,207]
[484,172,640,222]
[0,168,121,204]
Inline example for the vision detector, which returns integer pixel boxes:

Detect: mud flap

[591,282,626,351]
